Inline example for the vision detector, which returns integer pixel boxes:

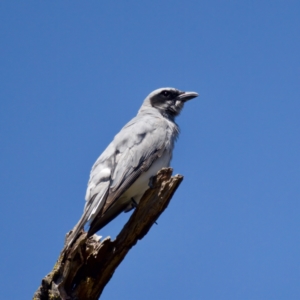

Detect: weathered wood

[33,168,183,300]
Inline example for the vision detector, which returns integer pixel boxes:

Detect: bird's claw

[131,198,138,208]
[148,176,155,189]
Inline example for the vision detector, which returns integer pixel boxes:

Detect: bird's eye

[162,91,170,97]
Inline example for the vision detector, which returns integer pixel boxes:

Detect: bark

[33,168,183,300]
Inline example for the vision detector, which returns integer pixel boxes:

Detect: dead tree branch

[33,168,183,300]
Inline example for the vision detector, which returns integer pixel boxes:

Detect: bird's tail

[63,190,109,251]
[64,211,90,251]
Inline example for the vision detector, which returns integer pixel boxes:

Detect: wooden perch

[33,168,183,300]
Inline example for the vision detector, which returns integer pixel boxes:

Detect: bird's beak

[177,91,199,102]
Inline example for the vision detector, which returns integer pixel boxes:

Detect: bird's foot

[148,176,156,189]
[131,198,138,208]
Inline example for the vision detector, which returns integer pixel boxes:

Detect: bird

[66,87,198,248]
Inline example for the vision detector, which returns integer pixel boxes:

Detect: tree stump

[33,168,183,300]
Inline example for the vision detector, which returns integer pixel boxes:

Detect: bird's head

[141,87,198,119]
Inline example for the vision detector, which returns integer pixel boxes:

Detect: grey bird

[66,87,198,248]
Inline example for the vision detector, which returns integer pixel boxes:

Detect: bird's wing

[85,114,168,222]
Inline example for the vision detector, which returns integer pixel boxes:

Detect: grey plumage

[66,87,198,248]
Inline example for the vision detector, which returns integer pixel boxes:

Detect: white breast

[119,151,172,205]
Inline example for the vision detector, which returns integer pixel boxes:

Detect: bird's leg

[148,176,155,189]
[130,198,157,224]
[131,198,138,208]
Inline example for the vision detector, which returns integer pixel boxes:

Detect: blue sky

[0,1,299,299]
